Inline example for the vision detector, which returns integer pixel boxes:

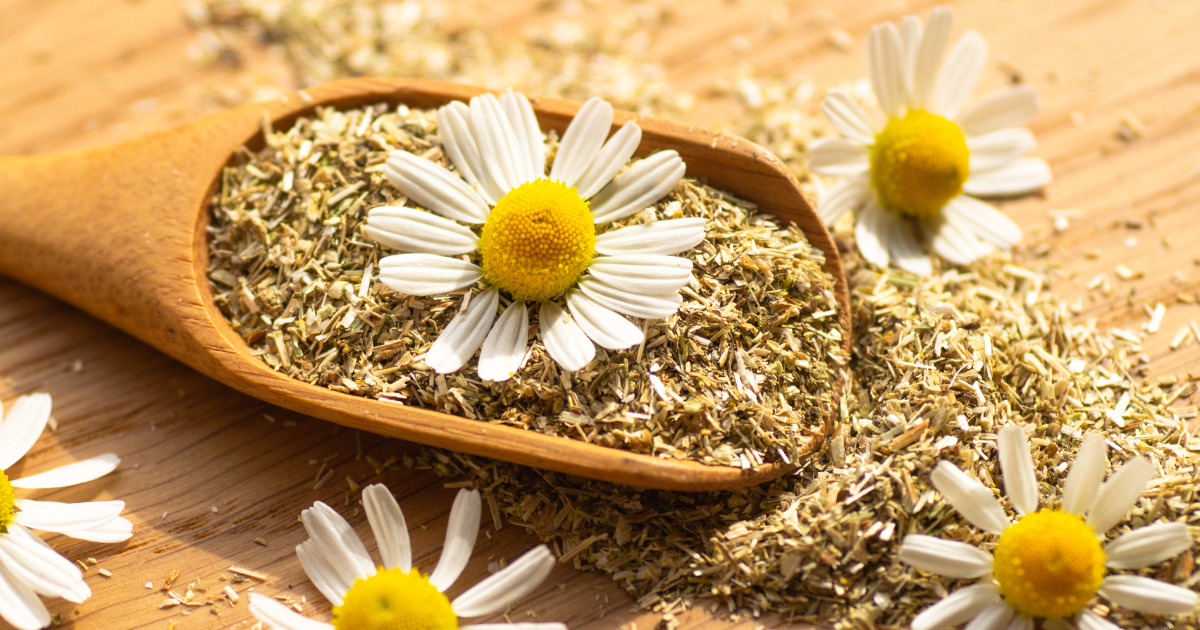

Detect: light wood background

[3,0,1200,628]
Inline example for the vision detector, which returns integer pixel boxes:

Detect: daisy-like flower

[249,484,564,630]
[811,7,1052,275]
[0,393,133,630]
[365,92,702,380]
[900,426,1197,630]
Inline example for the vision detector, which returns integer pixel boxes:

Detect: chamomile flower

[0,393,133,630]
[812,7,1052,275]
[365,92,702,380]
[900,427,1197,630]
[249,484,564,630]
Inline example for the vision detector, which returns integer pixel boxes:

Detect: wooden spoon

[0,77,849,491]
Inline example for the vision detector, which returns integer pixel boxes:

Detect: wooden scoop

[0,78,849,491]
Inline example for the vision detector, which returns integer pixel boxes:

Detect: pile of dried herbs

[206,103,845,467]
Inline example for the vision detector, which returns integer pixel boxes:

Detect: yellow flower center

[870,109,969,221]
[332,567,457,630]
[0,470,15,534]
[478,179,595,302]
[993,510,1106,619]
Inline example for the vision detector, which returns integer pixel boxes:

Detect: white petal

[963,158,1051,197]
[968,128,1036,173]
[855,202,891,269]
[59,516,133,544]
[468,94,527,192]
[13,499,124,534]
[438,101,505,205]
[879,210,932,276]
[809,137,870,177]
[11,454,120,489]
[929,461,1010,534]
[566,292,644,351]
[1087,456,1156,534]
[0,526,88,603]
[577,278,682,320]
[867,22,907,117]
[378,253,482,296]
[0,560,51,630]
[452,545,555,618]
[477,302,529,382]
[296,540,350,607]
[1099,575,1198,615]
[425,289,500,374]
[538,301,596,372]
[362,484,411,573]
[594,218,705,256]
[549,97,613,188]
[587,254,692,296]
[1062,434,1107,516]
[899,15,923,104]
[997,426,1038,516]
[463,625,568,630]
[821,90,876,145]
[384,151,490,224]
[912,584,1001,630]
[959,85,1040,137]
[941,195,1022,249]
[1077,609,1122,630]
[575,121,642,199]
[430,489,482,592]
[911,7,954,109]
[926,216,987,265]
[500,92,546,183]
[300,502,374,587]
[1004,614,1033,630]
[964,602,1014,630]
[590,151,686,225]
[365,206,478,256]
[898,534,994,578]
[931,30,988,119]
[249,593,335,630]
[0,394,52,470]
[1105,522,1193,569]
[817,174,871,226]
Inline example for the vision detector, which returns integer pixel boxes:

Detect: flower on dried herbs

[811,7,1051,275]
[899,427,1197,630]
[365,93,702,380]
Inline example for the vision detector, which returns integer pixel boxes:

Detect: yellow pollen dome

[993,510,1106,619]
[478,179,595,302]
[0,470,14,534]
[870,109,970,221]
[332,567,457,630]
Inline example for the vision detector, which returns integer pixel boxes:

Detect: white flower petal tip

[968,128,1037,173]
[299,502,374,586]
[1098,575,1199,616]
[877,209,932,276]
[942,195,1022,250]
[467,94,534,192]
[0,560,52,630]
[594,218,705,256]
[911,583,1000,630]
[0,393,53,471]
[963,158,1051,198]
[0,526,89,603]
[910,7,954,110]
[550,97,614,188]
[1062,433,1107,515]
[438,101,504,204]
[499,92,546,186]
[378,253,482,296]
[587,254,693,296]
[590,150,686,225]
[855,203,892,269]
[867,22,907,118]
[821,90,876,145]
[365,206,478,256]
[958,84,1040,137]
[425,289,500,375]
[997,426,1038,516]
[539,302,596,372]
[12,499,126,537]
[898,534,993,578]
[809,137,870,177]
[249,592,335,630]
[362,484,412,572]
[11,453,120,489]
[384,151,489,224]
[452,545,556,618]
[932,30,988,119]
[1087,455,1156,534]
[1105,521,1194,570]
[1076,609,1122,630]
[963,601,1014,630]
[929,461,1010,534]
[566,292,644,351]
[429,488,482,592]
[578,278,682,321]
[478,302,529,382]
[575,121,642,199]
[927,215,989,266]
[817,175,870,226]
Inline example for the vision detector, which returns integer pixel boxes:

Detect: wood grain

[3,0,1200,628]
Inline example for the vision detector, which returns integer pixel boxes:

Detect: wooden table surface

[3,0,1200,628]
